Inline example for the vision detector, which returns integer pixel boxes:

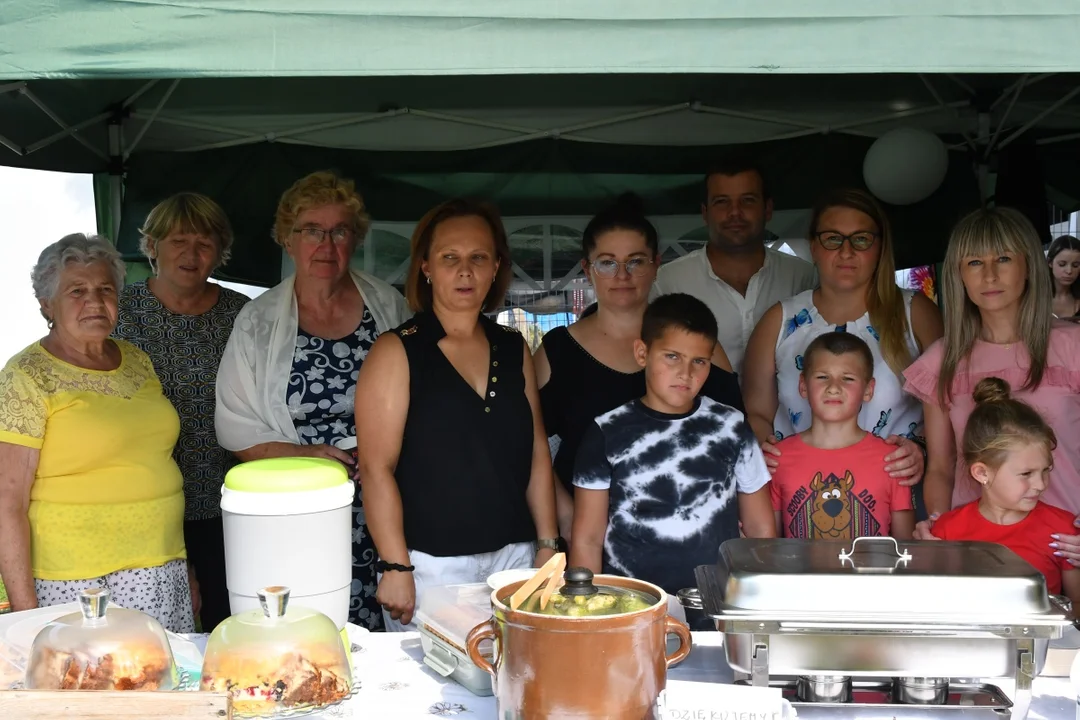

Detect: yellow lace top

[0,340,185,581]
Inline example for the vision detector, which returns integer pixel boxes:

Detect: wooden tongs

[509,552,566,611]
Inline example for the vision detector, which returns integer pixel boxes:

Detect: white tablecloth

[240,626,1074,720]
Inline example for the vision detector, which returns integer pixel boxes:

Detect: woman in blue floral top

[216,172,410,630]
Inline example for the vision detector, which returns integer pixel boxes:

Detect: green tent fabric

[5,1,1080,78]
[2,2,1080,285]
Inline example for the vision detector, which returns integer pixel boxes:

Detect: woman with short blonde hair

[216,171,410,630]
[904,207,1080,561]
[114,192,248,631]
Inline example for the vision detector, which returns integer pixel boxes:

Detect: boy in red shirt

[932,378,1080,604]
[771,332,914,540]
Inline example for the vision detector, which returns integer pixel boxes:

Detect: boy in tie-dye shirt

[570,295,775,613]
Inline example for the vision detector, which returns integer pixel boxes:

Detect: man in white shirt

[655,157,816,374]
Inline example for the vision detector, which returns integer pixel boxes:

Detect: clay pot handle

[663,616,692,668]
[465,620,498,677]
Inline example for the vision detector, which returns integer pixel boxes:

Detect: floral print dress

[288,306,382,630]
[772,288,923,443]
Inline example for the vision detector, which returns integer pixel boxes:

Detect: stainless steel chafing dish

[680,537,1076,719]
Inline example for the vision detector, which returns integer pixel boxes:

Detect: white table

[274,627,1075,719]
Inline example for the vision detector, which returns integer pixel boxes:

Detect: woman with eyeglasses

[742,189,943,512]
[216,171,410,630]
[533,194,744,538]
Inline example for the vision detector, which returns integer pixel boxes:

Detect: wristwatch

[537,538,560,552]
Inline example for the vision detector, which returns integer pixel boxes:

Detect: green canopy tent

[3,1,1080,290]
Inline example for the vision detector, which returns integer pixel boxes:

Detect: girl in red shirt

[933,377,1080,606]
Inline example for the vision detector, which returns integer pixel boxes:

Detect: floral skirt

[34,558,195,633]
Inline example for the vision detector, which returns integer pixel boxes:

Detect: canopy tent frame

[6,91,990,161]
[6,3,1080,287]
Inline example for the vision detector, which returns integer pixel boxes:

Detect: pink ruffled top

[903,320,1080,516]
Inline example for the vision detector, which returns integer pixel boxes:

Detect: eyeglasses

[590,258,654,278]
[292,225,354,245]
[813,231,879,252]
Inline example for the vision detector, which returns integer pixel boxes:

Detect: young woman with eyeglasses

[742,189,943,514]
[533,193,744,539]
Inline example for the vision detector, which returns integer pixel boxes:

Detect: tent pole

[998,85,1080,151]
[20,87,106,161]
[108,120,123,244]
[124,79,180,160]
[985,76,1027,160]
[919,75,976,149]
[977,113,992,205]
[542,225,553,291]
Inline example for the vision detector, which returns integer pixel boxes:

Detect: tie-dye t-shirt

[573,397,770,595]
[770,433,912,539]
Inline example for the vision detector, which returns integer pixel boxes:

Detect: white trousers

[381,541,535,632]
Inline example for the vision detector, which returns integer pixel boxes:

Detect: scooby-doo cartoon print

[786,470,881,539]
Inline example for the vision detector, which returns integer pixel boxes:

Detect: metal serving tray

[689,538,1074,680]
[696,537,1066,627]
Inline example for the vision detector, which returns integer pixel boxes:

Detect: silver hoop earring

[47,319,54,329]
[426,276,432,285]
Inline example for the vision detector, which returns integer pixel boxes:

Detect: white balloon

[863,128,949,205]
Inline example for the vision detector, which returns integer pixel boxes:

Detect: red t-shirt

[933,500,1073,595]
[770,433,913,539]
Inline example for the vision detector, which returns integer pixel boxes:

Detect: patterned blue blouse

[288,306,382,630]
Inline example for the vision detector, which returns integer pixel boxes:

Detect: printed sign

[659,680,790,720]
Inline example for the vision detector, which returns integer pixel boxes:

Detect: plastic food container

[200,586,353,717]
[25,588,179,691]
[221,457,354,628]
[415,584,495,697]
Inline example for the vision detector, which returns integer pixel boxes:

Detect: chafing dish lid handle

[838,536,912,563]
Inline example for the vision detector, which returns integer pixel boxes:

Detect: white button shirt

[654,246,817,374]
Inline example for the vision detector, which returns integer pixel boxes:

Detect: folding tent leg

[108,122,123,244]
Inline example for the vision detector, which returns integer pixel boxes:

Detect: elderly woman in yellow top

[0,234,192,632]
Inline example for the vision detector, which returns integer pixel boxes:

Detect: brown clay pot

[465,574,692,720]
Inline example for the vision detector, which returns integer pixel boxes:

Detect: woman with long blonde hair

[743,189,943,502]
[904,207,1080,563]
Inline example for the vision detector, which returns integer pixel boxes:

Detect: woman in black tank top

[534,194,744,538]
[356,199,558,631]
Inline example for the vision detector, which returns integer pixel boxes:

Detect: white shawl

[215,270,412,452]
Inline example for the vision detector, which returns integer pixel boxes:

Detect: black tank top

[393,311,536,557]
[539,326,745,492]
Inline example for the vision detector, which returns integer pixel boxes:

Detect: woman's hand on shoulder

[1052,516,1080,566]
[913,513,941,541]
[883,435,925,486]
[759,438,780,475]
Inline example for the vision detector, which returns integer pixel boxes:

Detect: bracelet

[375,560,415,573]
